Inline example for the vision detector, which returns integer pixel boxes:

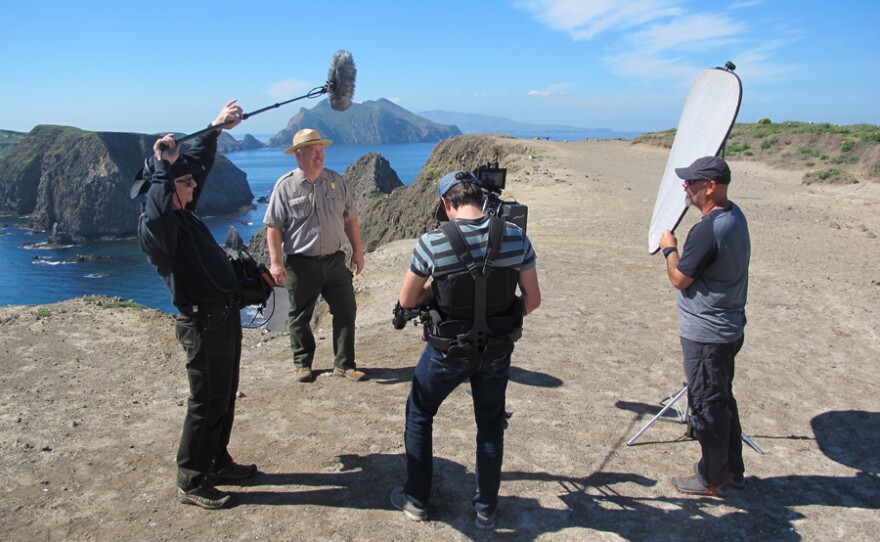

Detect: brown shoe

[177,483,232,510]
[294,367,312,382]
[332,367,366,381]
[671,474,728,497]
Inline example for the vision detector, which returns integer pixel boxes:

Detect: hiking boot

[728,472,746,489]
[390,486,426,521]
[672,474,728,497]
[177,483,231,510]
[294,367,312,382]
[333,367,366,381]
[210,462,258,483]
[475,510,496,530]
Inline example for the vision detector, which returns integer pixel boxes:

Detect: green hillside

[636,121,880,184]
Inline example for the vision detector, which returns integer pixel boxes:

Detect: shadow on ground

[226,410,878,540]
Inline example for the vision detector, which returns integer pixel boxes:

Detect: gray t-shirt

[263,168,355,256]
[676,202,750,343]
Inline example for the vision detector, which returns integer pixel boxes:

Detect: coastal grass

[0,129,25,161]
[82,295,146,310]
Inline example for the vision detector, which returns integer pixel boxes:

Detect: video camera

[474,161,528,233]
[392,301,431,330]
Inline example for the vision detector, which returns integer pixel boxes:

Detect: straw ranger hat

[284,128,333,155]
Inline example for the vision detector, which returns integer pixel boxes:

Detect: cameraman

[390,171,541,529]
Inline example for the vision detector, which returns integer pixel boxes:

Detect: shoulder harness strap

[438,218,506,352]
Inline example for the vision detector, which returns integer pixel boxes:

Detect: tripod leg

[740,432,765,454]
[627,386,688,446]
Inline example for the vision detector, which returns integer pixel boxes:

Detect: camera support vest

[426,217,522,357]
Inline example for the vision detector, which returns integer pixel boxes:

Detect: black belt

[292,252,338,261]
[179,295,239,316]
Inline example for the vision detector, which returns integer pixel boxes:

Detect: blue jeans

[403,344,510,516]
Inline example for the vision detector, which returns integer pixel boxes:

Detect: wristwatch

[662,247,678,258]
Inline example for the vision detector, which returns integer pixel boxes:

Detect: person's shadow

[228,410,878,539]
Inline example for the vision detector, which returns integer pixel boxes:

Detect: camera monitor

[475,163,506,191]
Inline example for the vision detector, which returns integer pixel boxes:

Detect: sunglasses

[175,177,197,187]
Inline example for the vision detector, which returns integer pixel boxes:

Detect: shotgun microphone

[326,50,356,111]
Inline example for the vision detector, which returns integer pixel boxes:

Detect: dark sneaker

[390,486,427,521]
[210,462,258,483]
[177,484,231,510]
[728,472,746,489]
[475,510,496,530]
[295,367,313,382]
[333,367,366,381]
[672,474,728,497]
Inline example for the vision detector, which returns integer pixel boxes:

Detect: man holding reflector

[658,156,751,497]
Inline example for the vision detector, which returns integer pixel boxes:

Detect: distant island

[266,98,461,147]
[417,110,642,140]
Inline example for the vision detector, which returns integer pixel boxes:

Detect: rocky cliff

[217,132,264,153]
[266,98,461,147]
[0,125,255,240]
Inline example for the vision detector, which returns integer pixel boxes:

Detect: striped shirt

[410,216,536,278]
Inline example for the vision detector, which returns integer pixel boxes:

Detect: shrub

[760,137,779,150]
[757,118,772,124]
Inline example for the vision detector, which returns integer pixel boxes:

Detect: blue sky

[2,0,878,136]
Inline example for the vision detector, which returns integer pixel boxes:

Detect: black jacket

[138,130,238,310]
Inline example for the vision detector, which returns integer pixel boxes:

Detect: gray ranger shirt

[263,168,356,256]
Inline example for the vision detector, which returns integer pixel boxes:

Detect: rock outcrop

[343,153,404,203]
[217,132,264,153]
[0,125,255,240]
[267,98,461,147]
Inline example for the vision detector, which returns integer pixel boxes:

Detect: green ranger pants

[283,251,357,371]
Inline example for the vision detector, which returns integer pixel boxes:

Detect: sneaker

[333,367,366,381]
[177,483,232,510]
[390,486,426,521]
[210,462,258,483]
[672,474,728,497]
[475,510,496,530]
[728,472,746,489]
[294,367,312,382]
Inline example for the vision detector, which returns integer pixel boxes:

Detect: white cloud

[729,0,765,9]
[518,0,798,88]
[516,0,682,40]
[527,83,573,97]
[267,79,312,100]
[628,14,744,53]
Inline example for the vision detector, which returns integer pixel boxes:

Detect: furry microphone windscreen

[327,50,356,111]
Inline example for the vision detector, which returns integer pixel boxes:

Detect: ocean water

[0,142,435,314]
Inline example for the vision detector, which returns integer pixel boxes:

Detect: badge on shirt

[330,182,337,190]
